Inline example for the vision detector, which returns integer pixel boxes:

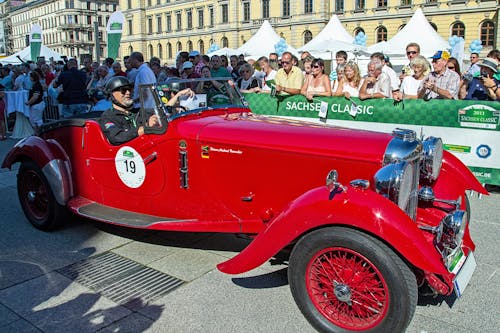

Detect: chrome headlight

[421,137,443,183]
[383,128,422,164]
[374,161,414,211]
[442,210,468,249]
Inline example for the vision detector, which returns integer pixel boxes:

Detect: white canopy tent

[207,47,240,57]
[297,14,369,61]
[236,20,299,59]
[367,9,450,58]
[0,45,63,65]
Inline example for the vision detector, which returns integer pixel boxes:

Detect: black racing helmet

[105,76,134,96]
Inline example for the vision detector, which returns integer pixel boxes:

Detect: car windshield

[139,77,248,120]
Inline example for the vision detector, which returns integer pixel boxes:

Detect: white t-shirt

[400,75,423,96]
[383,65,400,91]
[261,70,277,91]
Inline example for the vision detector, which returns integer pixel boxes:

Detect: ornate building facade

[2,0,118,61]
[120,0,498,63]
[1,0,498,63]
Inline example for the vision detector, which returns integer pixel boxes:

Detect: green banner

[29,24,42,62]
[245,94,500,185]
[106,11,124,60]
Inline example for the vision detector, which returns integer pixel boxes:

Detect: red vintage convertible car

[2,78,487,333]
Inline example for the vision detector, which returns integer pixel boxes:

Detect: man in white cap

[181,61,200,80]
[464,57,499,100]
[189,51,203,75]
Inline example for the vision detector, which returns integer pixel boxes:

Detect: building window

[243,2,250,22]
[177,41,182,52]
[209,7,214,27]
[187,10,193,29]
[167,42,172,58]
[400,0,411,6]
[148,44,153,58]
[176,12,182,31]
[304,0,313,14]
[221,4,229,23]
[198,8,204,28]
[199,40,204,54]
[376,26,387,42]
[398,24,406,31]
[303,30,313,44]
[334,0,344,13]
[451,21,465,37]
[221,37,228,48]
[429,22,437,31]
[263,0,270,18]
[480,20,495,47]
[158,44,162,59]
[148,17,153,34]
[377,0,387,7]
[283,0,290,17]
[187,40,193,52]
[166,14,172,32]
[354,27,365,36]
[157,16,162,33]
[355,0,365,11]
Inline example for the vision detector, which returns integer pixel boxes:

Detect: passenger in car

[99,76,160,145]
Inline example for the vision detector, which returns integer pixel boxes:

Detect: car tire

[17,160,66,231]
[289,226,417,333]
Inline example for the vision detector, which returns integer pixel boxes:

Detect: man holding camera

[464,57,499,101]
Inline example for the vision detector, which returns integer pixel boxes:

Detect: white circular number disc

[115,146,146,188]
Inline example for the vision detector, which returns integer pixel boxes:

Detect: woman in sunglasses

[300,58,332,101]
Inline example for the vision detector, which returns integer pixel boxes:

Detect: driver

[99,76,160,145]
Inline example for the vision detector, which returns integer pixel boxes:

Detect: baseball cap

[430,50,450,60]
[182,61,194,70]
[477,57,499,73]
[189,50,200,57]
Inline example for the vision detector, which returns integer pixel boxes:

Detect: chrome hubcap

[27,191,36,202]
[333,281,352,306]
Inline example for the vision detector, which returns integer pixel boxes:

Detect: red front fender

[218,186,448,275]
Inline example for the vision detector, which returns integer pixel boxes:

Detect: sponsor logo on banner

[458,105,499,130]
[476,144,492,159]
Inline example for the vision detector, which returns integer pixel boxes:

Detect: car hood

[178,112,392,164]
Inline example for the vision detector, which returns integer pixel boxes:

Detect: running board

[77,202,197,228]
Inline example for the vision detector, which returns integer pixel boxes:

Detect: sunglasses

[406,51,417,55]
[117,87,132,94]
[281,61,290,65]
[447,66,455,69]
[312,65,321,68]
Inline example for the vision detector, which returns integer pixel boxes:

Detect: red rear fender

[2,136,73,205]
[218,186,448,276]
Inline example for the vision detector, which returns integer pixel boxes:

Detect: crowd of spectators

[0,43,498,132]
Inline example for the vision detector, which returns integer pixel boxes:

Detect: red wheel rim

[306,247,389,331]
[20,170,49,221]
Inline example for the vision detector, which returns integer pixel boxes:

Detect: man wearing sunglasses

[275,51,304,95]
[400,43,421,80]
[99,77,160,145]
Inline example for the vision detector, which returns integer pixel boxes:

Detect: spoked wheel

[17,160,66,231]
[289,227,417,333]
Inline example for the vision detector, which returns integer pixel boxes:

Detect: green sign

[245,94,500,185]
[458,105,499,130]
